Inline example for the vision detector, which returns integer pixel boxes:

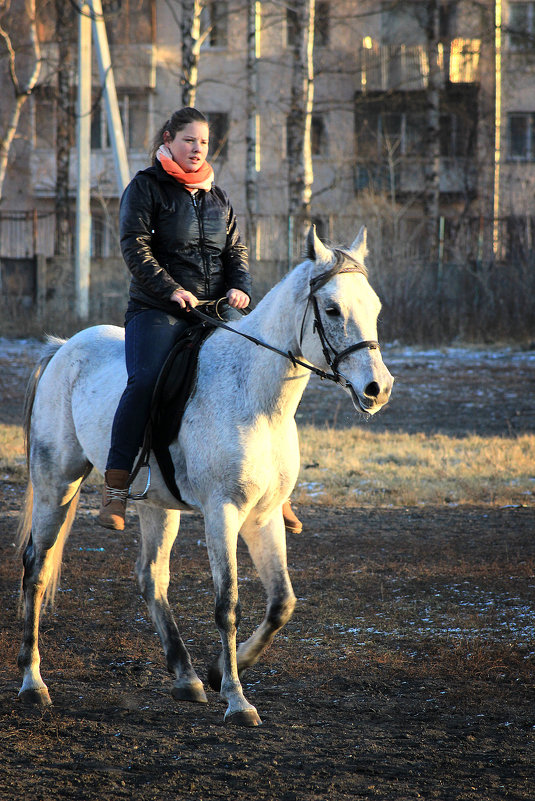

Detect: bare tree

[287,0,315,246]
[423,0,441,264]
[0,0,42,201]
[54,0,76,255]
[180,0,202,106]
[245,0,258,261]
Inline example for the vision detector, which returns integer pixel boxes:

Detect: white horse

[17,226,393,726]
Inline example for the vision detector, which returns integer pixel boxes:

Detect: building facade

[0,1,532,321]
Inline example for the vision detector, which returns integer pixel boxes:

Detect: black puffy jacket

[119,161,251,313]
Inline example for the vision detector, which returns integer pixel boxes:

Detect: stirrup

[128,463,151,500]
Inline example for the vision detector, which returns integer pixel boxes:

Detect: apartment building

[0,1,532,315]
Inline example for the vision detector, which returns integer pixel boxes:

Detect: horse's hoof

[207,660,222,693]
[18,687,52,709]
[225,708,262,727]
[171,681,208,704]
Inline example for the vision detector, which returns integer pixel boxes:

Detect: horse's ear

[306,224,332,264]
[349,226,368,263]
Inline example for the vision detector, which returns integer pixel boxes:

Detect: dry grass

[0,424,26,479]
[2,422,535,507]
[294,427,535,507]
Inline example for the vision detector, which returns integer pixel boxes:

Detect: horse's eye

[325,305,341,317]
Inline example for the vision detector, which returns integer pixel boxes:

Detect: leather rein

[190,250,380,387]
[128,251,380,500]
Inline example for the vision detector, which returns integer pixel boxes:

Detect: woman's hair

[150,107,209,163]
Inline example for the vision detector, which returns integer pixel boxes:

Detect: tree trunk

[287,0,315,255]
[0,0,42,201]
[245,0,259,264]
[181,0,202,107]
[424,0,441,267]
[54,0,75,256]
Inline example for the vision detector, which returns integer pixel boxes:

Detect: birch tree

[0,0,42,201]
[423,0,441,265]
[180,0,202,106]
[245,0,259,261]
[286,0,315,248]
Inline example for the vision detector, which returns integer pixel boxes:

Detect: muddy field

[0,340,534,800]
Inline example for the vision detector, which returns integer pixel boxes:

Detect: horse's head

[298,225,393,415]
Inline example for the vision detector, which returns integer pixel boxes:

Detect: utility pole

[75,0,130,320]
[75,3,91,320]
[493,0,502,257]
[90,0,130,194]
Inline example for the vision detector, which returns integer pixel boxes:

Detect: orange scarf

[156,144,214,191]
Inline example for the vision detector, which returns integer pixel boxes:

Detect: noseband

[298,251,380,383]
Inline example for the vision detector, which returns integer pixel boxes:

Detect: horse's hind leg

[135,504,207,704]
[208,511,296,693]
[18,478,84,707]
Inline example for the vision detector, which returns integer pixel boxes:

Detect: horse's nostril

[364,381,380,398]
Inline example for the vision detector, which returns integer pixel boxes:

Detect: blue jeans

[106,308,191,471]
[106,304,240,472]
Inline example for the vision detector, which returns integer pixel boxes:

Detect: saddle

[131,322,213,502]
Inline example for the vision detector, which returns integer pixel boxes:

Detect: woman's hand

[226,288,250,309]
[170,289,199,309]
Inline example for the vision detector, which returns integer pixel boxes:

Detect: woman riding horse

[98,107,302,534]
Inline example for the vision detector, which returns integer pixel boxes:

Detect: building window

[356,110,426,159]
[104,0,154,46]
[311,114,328,156]
[34,87,57,149]
[206,112,229,162]
[91,213,117,257]
[354,163,396,193]
[381,5,427,46]
[439,2,458,41]
[287,4,328,48]
[507,112,535,161]
[286,7,298,47]
[315,2,330,47]
[201,1,228,48]
[91,92,149,151]
[506,216,535,260]
[440,112,475,157]
[508,2,535,51]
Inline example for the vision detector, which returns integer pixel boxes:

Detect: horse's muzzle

[346,376,393,415]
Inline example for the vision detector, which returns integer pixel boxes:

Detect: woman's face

[164,121,209,172]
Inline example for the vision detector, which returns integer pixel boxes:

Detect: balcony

[359,40,481,92]
[31,150,149,198]
[355,157,477,197]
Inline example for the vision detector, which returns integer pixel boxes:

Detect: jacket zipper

[191,192,209,297]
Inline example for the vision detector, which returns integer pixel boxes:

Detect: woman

[98,107,302,535]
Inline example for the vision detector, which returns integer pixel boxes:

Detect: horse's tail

[17,335,77,610]
[20,335,66,469]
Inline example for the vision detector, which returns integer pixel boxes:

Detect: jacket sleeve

[217,190,252,298]
[119,173,182,301]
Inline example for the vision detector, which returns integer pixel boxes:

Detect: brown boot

[282,500,302,534]
[97,469,130,531]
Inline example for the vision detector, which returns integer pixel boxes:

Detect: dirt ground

[0,340,534,801]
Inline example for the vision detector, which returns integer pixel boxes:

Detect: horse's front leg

[135,504,207,704]
[204,501,262,726]
[208,509,296,691]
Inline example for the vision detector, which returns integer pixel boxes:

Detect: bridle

[189,249,381,388]
[298,250,380,380]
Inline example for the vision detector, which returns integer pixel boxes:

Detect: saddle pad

[147,322,213,501]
